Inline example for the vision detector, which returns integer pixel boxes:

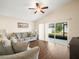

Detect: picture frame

[18,22,29,28]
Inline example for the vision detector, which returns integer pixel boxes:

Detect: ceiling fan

[29,3,48,14]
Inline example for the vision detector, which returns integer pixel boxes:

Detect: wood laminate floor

[30,40,69,59]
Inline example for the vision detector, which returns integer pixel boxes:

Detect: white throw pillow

[1,38,14,54]
[2,39,11,47]
[0,30,14,55]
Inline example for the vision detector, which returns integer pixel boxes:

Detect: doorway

[38,24,45,40]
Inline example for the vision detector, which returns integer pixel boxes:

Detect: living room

[0,0,79,59]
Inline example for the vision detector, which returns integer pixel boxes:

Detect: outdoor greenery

[56,23,63,33]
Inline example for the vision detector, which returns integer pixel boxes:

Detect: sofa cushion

[12,41,29,53]
[0,46,40,59]
[0,41,13,55]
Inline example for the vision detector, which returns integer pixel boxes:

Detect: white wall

[0,15,34,33]
[34,0,79,42]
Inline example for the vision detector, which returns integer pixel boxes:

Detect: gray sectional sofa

[0,47,39,59]
[0,30,39,59]
[8,32,37,42]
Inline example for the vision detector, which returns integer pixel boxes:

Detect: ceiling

[0,0,72,21]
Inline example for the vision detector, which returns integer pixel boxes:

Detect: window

[48,22,68,40]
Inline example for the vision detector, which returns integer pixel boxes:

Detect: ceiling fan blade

[41,6,48,9]
[29,8,35,10]
[36,3,39,7]
[40,10,44,13]
[34,11,37,14]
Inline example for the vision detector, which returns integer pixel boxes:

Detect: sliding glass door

[48,22,68,45]
[48,22,68,40]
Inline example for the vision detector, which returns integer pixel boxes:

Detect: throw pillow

[0,30,14,55]
[2,39,11,47]
[10,37,17,43]
[0,39,13,55]
[0,41,7,55]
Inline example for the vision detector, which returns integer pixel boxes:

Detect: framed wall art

[18,22,29,28]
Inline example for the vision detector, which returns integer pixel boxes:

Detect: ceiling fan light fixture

[29,2,48,14]
[36,7,41,12]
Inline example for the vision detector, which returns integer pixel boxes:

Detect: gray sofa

[0,30,39,59]
[8,32,37,42]
[0,47,39,59]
